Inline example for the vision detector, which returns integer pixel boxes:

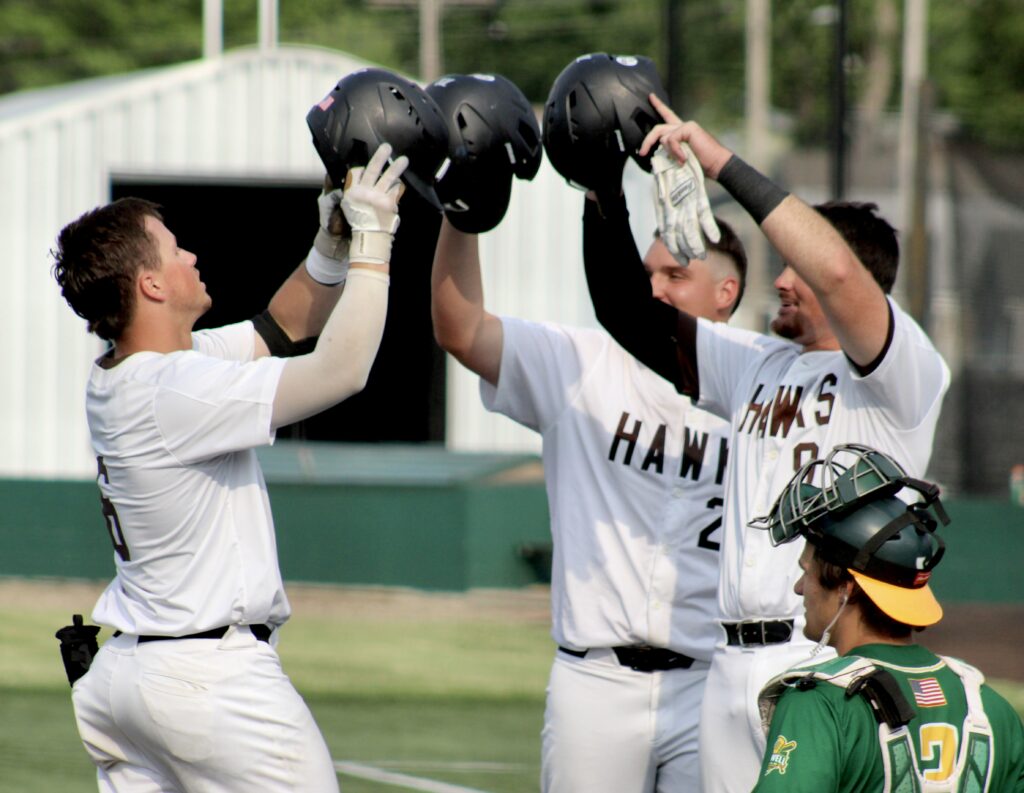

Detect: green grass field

[2,578,1022,793]
[0,579,553,793]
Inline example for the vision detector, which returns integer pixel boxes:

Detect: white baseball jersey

[693,296,951,621]
[693,298,950,793]
[482,316,729,660]
[88,320,290,636]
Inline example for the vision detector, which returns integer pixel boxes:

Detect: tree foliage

[930,0,1024,150]
[0,0,1019,151]
[0,0,199,92]
[439,1,661,105]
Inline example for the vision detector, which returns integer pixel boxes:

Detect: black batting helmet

[426,73,542,233]
[542,53,668,192]
[306,68,451,210]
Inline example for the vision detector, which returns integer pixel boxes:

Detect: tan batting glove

[342,143,408,266]
[305,183,351,285]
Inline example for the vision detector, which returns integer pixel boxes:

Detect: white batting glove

[652,145,720,263]
[305,186,351,285]
[342,143,408,266]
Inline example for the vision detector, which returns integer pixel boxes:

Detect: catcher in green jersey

[748,443,1024,793]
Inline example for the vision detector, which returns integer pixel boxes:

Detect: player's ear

[717,274,739,314]
[138,269,165,303]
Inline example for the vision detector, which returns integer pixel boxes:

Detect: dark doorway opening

[111,176,445,444]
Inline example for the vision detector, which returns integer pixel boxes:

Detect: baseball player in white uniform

[583,97,951,793]
[432,212,747,792]
[51,143,407,792]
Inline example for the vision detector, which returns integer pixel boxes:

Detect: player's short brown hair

[52,198,163,341]
[710,217,748,315]
[812,546,917,639]
[814,201,899,294]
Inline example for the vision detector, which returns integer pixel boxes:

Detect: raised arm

[582,193,699,396]
[430,218,504,386]
[253,178,351,358]
[643,95,891,367]
[253,267,340,358]
[271,144,405,428]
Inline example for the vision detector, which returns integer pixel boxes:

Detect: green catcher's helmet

[750,444,950,625]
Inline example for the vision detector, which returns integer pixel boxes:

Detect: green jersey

[752,644,1024,792]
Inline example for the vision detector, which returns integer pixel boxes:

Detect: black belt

[558,645,695,672]
[115,624,273,644]
[723,620,794,647]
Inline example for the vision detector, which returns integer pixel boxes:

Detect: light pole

[663,0,682,108]
[831,0,848,199]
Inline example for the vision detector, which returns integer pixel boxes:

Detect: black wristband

[716,155,789,225]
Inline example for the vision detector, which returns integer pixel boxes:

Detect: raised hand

[341,143,409,266]
[640,95,733,181]
[305,181,352,286]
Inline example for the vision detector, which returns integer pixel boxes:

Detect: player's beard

[770,312,802,341]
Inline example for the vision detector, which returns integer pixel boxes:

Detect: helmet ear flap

[625,104,662,171]
[512,118,542,179]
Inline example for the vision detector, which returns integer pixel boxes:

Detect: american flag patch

[910,678,947,707]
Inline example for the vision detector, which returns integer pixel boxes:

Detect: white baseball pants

[71,626,338,792]
[697,635,833,792]
[541,648,709,793]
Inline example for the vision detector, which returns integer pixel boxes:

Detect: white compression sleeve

[271,268,390,428]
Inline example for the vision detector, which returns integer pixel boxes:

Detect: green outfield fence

[2,441,1022,602]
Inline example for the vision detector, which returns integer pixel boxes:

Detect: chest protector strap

[758,655,994,793]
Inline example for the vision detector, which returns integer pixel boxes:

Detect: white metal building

[0,44,661,480]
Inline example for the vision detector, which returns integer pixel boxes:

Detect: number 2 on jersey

[97,456,130,561]
[698,497,723,551]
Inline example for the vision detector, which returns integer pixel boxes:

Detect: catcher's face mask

[749,444,914,546]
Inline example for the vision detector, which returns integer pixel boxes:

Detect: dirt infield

[7,578,1020,681]
[920,602,1024,682]
[227,592,1024,683]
